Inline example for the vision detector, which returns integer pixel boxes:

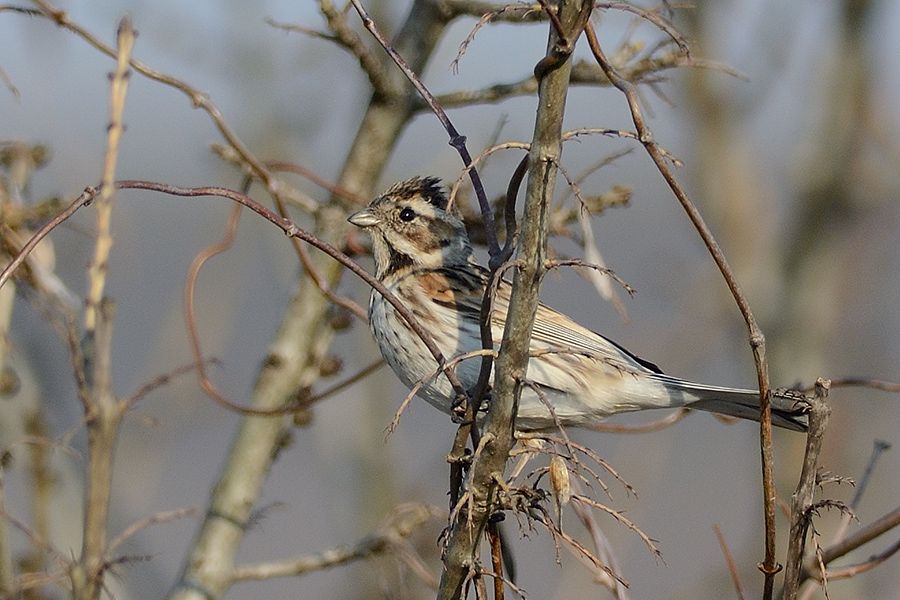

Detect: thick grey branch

[168,2,451,599]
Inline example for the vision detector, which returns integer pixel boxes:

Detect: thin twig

[799,377,900,394]
[26,0,294,219]
[713,524,746,600]
[799,505,900,585]
[315,0,391,97]
[812,538,900,582]
[584,408,688,433]
[82,15,132,332]
[828,439,891,549]
[596,2,689,54]
[108,508,196,553]
[302,358,385,407]
[569,481,629,599]
[121,361,209,411]
[584,21,783,597]
[113,180,471,410]
[451,3,545,73]
[0,187,97,292]
[182,203,255,414]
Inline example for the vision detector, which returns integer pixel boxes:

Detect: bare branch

[110,180,471,411]
[314,1,392,98]
[451,3,545,73]
[230,504,437,582]
[596,2,689,54]
[0,186,96,292]
[799,377,900,394]
[783,379,831,599]
[121,361,209,411]
[70,19,135,600]
[108,508,197,553]
[442,1,545,21]
[584,21,784,597]
[800,505,900,585]
[25,0,296,218]
[813,538,900,582]
[713,524,746,600]
[169,2,456,595]
[430,51,732,110]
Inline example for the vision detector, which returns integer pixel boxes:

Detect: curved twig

[115,180,471,411]
[0,187,97,291]
[584,21,782,596]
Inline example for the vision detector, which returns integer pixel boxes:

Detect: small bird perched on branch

[349,176,807,432]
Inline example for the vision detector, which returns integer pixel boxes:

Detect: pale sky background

[2,1,899,599]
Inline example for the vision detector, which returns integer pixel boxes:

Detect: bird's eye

[399,207,416,222]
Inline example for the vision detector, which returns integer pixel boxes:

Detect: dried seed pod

[549,455,571,507]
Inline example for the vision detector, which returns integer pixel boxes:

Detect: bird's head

[348,176,473,278]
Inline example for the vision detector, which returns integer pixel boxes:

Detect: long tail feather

[657,376,809,432]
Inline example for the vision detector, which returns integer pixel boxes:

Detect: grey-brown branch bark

[167,2,450,598]
[436,1,589,598]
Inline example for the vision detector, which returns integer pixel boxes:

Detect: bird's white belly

[369,293,482,413]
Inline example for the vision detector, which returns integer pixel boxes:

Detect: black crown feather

[382,176,448,210]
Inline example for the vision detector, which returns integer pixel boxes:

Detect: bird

[348,176,807,432]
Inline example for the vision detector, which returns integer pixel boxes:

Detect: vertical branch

[74,301,123,600]
[84,16,133,333]
[487,523,504,600]
[782,379,831,599]
[71,17,134,600]
[583,22,781,596]
[437,2,589,598]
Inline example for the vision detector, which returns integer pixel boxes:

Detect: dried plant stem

[713,524,746,600]
[72,300,123,600]
[69,18,134,600]
[437,2,589,598]
[583,21,782,597]
[782,379,831,599]
[83,16,133,332]
[799,505,900,586]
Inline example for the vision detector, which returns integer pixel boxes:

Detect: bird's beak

[348,208,380,228]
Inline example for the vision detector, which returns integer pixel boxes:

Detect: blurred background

[1,1,898,598]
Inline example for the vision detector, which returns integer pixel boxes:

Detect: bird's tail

[658,376,809,432]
